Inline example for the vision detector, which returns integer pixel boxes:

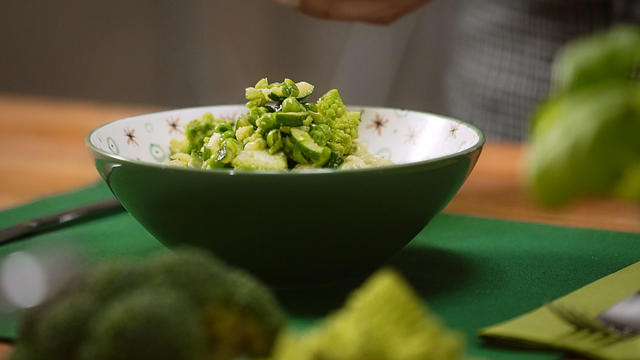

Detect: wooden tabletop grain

[1,92,637,231]
[0,92,638,358]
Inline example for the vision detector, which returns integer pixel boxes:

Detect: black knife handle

[0,198,124,245]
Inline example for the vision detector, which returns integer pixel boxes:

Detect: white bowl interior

[89,105,481,165]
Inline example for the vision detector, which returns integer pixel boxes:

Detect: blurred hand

[273,0,430,25]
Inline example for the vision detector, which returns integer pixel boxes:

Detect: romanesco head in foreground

[269,268,464,360]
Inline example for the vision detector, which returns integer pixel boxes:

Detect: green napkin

[479,261,640,360]
[1,182,639,360]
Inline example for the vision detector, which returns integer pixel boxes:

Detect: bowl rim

[86,105,485,175]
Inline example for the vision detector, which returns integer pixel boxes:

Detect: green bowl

[87,105,484,285]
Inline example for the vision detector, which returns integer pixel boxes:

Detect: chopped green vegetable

[296,82,314,100]
[166,78,391,171]
[290,127,331,166]
[266,129,283,154]
[281,97,305,113]
[232,150,288,170]
[215,138,240,164]
[275,112,307,127]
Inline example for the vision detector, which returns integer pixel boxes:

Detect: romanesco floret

[10,248,286,360]
[316,89,360,156]
[268,268,464,360]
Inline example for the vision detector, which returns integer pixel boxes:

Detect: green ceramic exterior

[87,107,484,285]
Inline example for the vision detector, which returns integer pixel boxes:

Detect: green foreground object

[8,245,285,360]
[527,25,640,205]
[272,268,463,360]
[0,183,638,359]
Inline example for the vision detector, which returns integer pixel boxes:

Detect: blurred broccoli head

[85,260,149,303]
[24,292,99,360]
[201,270,286,358]
[145,248,233,307]
[78,287,206,360]
[10,247,286,360]
[146,250,286,358]
[7,344,35,360]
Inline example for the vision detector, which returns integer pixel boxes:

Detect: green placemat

[1,183,639,360]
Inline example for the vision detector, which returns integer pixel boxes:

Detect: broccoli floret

[200,269,287,359]
[146,250,286,358]
[222,270,286,355]
[142,249,287,358]
[8,344,36,360]
[145,248,233,307]
[11,248,286,360]
[316,89,361,156]
[78,287,206,360]
[28,293,99,360]
[85,260,149,302]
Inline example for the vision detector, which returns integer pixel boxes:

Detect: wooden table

[0,93,638,358]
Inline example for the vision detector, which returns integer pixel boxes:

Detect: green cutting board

[1,183,638,360]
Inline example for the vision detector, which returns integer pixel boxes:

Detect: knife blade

[0,198,125,245]
[597,290,640,337]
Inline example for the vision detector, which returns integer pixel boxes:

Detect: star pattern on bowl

[91,106,480,165]
[124,128,139,146]
[166,117,183,135]
[366,113,389,136]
